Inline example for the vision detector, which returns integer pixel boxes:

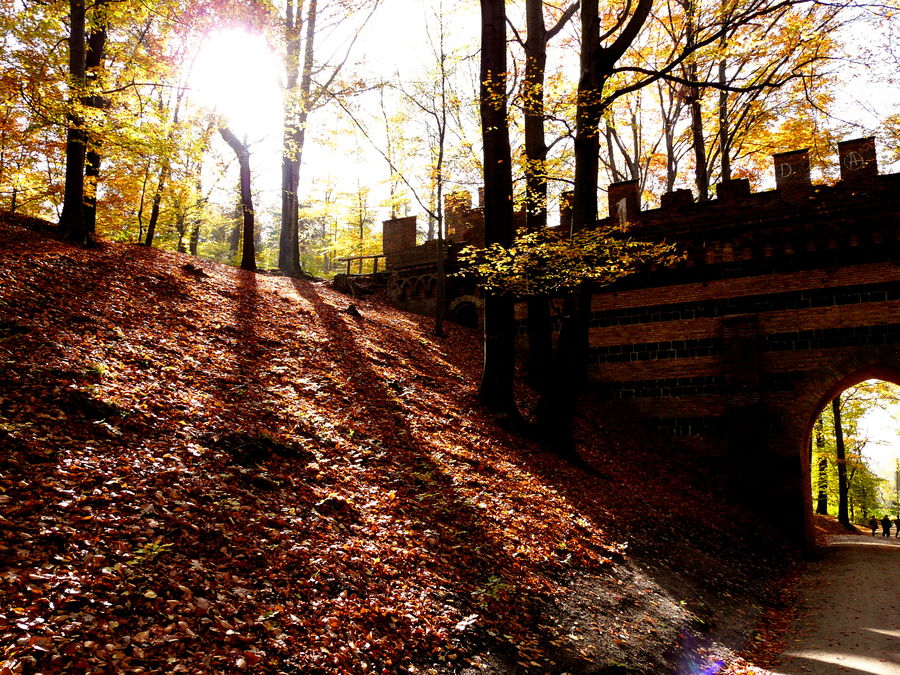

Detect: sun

[189,28,283,141]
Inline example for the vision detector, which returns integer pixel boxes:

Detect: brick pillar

[773,149,811,193]
[383,216,417,256]
[716,179,750,203]
[607,180,640,225]
[838,137,878,183]
[660,189,693,210]
[720,314,769,509]
[444,191,472,243]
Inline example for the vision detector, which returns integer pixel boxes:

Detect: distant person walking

[895,517,900,538]
[869,516,878,536]
[880,515,892,537]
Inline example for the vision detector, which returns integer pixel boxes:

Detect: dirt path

[767,532,900,675]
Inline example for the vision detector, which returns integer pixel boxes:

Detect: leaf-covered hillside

[0,216,793,674]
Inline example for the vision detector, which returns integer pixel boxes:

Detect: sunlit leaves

[458,224,677,296]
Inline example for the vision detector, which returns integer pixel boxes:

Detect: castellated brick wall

[586,138,900,453]
[576,137,900,542]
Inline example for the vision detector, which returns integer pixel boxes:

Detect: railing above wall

[335,254,386,276]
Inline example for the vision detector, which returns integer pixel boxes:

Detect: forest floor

[0,214,824,674]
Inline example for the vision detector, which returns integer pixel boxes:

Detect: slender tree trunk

[833,396,850,526]
[478,0,516,417]
[718,58,731,180]
[690,93,709,200]
[82,0,108,236]
[523,0,552,391]
[176,211,187,253]
[433,204,446,337]
[219,125,256,272]
[717,0,731,181]
[143,173,167,247]
[815,416,828,515]
[279,0,316,275]
[433,19,450,339]
[60,0,89,245]
[189,218,201,256]
[188,139,209,257]
[683,0,709,201]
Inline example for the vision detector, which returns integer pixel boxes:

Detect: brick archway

[764,348,900,544]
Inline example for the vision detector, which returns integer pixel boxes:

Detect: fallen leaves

[0,217,797,673]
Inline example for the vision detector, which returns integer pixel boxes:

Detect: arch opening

[806,376,900,533]
[450,302,479,329]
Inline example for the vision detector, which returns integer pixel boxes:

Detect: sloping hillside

[0,216,794,674]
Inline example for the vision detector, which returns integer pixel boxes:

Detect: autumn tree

[59,0,91,245]
[276,0,382,275]
[512,0,578,390]
[478,0,517,417]
[218,123,257,271]
[832,395,850,526]
[812,381,897,523]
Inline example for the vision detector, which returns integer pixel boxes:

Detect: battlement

[604,137,896,239]
[383,137,897,270]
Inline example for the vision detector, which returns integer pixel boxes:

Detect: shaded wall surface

[583,139,900,544]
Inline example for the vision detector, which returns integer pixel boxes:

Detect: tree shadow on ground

[287,280,608,671]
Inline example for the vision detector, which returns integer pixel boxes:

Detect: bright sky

[186,0,482,227]
[859,404,900,482]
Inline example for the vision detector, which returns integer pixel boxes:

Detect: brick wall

[575,137,900,543]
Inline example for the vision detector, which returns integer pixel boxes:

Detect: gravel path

[767,532,900,675]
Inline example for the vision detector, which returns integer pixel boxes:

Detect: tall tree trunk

[219,125,256,272]
[833,396,850,527]
[143,172,168,247]
[521,0,576,392]
[433,18,450,339]
[478,0,516,417]
[541,0,651,457]
[189,218,201,256]
[683,0,709,201]
[279,0,316,275]
[571,0,601,233]
[175,210,187,253]
[523,0,548,235]
[60,0,89,245]
[690,92,709,200]
[718,58,731,181]
[717,0,731,181]
[82,0,108,236]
